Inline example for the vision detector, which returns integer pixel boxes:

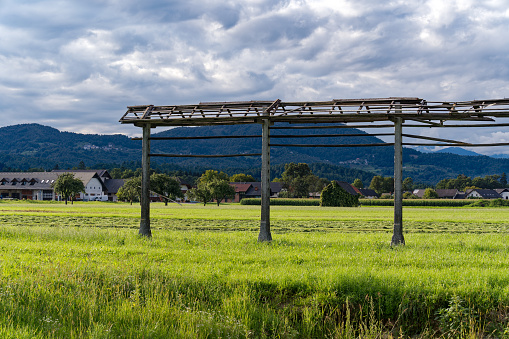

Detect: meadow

[1,200,509,338]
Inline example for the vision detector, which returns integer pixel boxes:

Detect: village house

[465,188,502,199]
[357,188,379,199]
[412,189,425,198]
[335,181,362,196]
[176,178,193,202]
[229,182,283,202]
[495,188,509,200]
[0,170,124,201]
[436,189,459,199]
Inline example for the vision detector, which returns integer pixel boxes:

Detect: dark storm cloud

[0,0,509,152]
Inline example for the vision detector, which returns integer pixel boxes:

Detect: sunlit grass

[1,201,509,337]
[3,200,509,224]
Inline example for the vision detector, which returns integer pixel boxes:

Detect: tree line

[436,174,507,191]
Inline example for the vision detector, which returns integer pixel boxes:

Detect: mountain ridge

[1,123,509,184]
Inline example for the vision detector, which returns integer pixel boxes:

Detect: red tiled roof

[230,183,252,193]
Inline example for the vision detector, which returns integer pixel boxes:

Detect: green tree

[199,170,229,184]
[308,177,329,194]
[352,178,364,189]
[208,179,235,206]
[369,175,383,194]
[78,160,86,170]
[436,174,472,191]
[501,173,507,187]
[472,177,485,188]
[320,181,359,207]
[187,182,213,206]
[117,176,141,205]
[150,173,183,206]
[423,188,438,199]
[122,169,136,179]
[382,177,394,193]
[189,170,234,206]
[402,177,414,191]
[278,163,321,198]
[52,173,85,205]
[230,173,255,182]
[403,191,417,199]
[484,174,502,189]
[110,168,122,179]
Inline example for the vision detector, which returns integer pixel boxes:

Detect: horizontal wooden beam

[270,133,393,138]
[270,125,396,129]
[402,123,509,128]
[269,143,392,147]
[402,134,470,145]
[132,135,261,141]
[149,153,262,158]
[270,142,509,148]
[403,142,509,147]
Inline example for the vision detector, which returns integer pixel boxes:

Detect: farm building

[230,182,283,202]
[176,178,193,201]
[436,189,459,199]
[357,188,379,199]
[465,189,502,199]
[495,188,509,199]
[0,170,123,201]
[335,181,361,196]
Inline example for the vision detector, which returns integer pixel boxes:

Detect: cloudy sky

[1,0,509,154]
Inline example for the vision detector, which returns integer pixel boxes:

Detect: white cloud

[0,0,508,152]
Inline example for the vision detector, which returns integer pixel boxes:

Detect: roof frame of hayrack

[120,97,509,245]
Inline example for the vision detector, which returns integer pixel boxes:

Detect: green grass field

[1,201,509,338]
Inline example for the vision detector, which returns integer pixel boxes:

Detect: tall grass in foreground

[1,224,509,337]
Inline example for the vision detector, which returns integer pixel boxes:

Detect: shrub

[320,181,359,207]
[467,198,509,207]
[423,188,439,199]
[240,198,320,206]
[359,199,475,207]
[403,192,418,199]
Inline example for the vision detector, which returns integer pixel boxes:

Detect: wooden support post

[391,114,405,246]
[140,123,152,237]
[258,116,272,242]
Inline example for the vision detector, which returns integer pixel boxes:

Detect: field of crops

[1,200,509,338]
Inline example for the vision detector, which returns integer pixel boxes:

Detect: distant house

[53,170,109,201]
[309,191,321,199]
[230,183,253,202]
[0,170,111,201]
[466,189,502,199]
[357,188,379,199]
[436,189,459,199]
[229,182,283,202]
[103,178,125,202]
[453,191,467,199]
[333,181,360,196]
[1,173,57,200]
[495,188,509,200]
[176,178,193,201]
[412,189,425,198]
[0,169,130,201]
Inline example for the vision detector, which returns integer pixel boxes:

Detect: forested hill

[0,124,141,170]
[1,123,509,184]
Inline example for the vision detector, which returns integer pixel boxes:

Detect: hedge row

[241,198,479,207]
[359,199,476,207]
[240,198,320,206]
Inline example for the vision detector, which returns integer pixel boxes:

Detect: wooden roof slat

[120,98,509,126]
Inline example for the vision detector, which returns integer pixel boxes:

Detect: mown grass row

[241,198,479,207]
